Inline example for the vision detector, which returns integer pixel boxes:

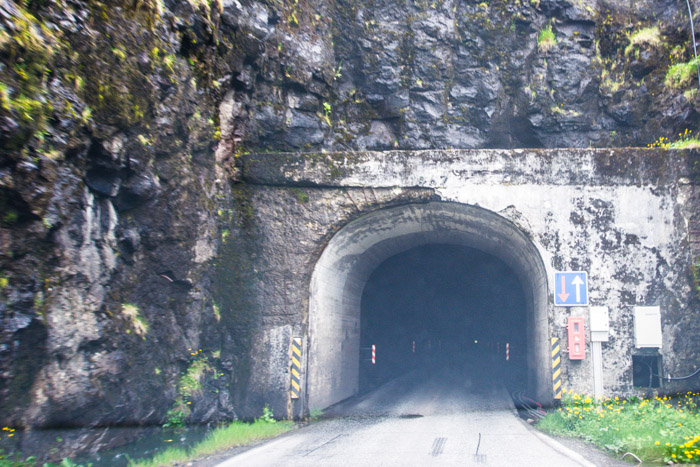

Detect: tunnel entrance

[307,202,550,412]
[359,244,527,393]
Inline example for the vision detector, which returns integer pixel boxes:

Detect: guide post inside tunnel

[307,202,551,413]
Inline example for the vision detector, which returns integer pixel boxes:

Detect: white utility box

[633,306,662,348]
[589,306,610,342]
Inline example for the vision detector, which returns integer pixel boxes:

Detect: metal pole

[592,341,604,399]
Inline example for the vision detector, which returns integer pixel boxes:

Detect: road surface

[216,370,597,466]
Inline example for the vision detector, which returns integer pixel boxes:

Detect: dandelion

[655,441,660,445]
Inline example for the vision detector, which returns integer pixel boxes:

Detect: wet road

[217,370,594,466]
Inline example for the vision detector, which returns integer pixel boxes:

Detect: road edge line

[527,426,597,467]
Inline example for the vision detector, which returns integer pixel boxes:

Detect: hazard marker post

[290,338,302,399]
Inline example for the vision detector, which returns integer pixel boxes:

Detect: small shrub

[260,404,276,423]
[669,129,700,149]
[670,137,700,149]
[538,24,556,53]
[121,303,149,337]
[648,129,700,149]
[665,58,700,89]
[179,356,210,398]
[624,26,662,56]
[163,408,186,428]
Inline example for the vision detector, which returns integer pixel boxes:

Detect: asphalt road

[216,369,597,467]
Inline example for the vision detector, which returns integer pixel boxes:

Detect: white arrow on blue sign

[554,271,588,306]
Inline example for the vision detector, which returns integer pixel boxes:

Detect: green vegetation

[648,129,700,149]
[665,58,700,89]
[693,260,700,298]
[291,188,309,204]
[260,404,275,423]
[670,137,700,149]
[121,303,149,338]
[131,415,294,467]
[538,390,700,464]
[0,3,57,144]
[624,26,662,56]
[537,24,556,53]
[179,353,210,398]
[321,102,332,127]
[0,447,88,467]
[163,407,186,428]
[2,211,18,225]
[163,350,217,426]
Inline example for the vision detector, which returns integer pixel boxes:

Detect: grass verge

[129,419,295,467]
[537,389,700,464]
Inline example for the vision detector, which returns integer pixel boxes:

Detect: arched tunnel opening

[359,244,528,393]
[307,202,550,412]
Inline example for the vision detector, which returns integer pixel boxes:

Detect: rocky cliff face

[0,0,699,451]
[0,0,236,432]
[221,0,700,152]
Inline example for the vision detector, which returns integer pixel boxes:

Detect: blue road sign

[554,272,588,306]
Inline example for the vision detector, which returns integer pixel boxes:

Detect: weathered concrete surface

[238,148,699,417]
[307,202,549,409]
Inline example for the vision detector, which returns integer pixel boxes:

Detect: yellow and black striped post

[290,338,302,399]
[552,337,562,400]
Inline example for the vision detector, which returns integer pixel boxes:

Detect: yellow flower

[655,441,660,445]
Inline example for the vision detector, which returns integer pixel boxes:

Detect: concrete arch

[307,201,550,410]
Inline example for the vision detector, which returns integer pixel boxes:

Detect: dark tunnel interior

[359,244,528,393]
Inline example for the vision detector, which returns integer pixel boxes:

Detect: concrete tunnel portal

[307,202,551,411]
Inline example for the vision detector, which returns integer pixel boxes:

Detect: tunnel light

[474,340,478,344]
